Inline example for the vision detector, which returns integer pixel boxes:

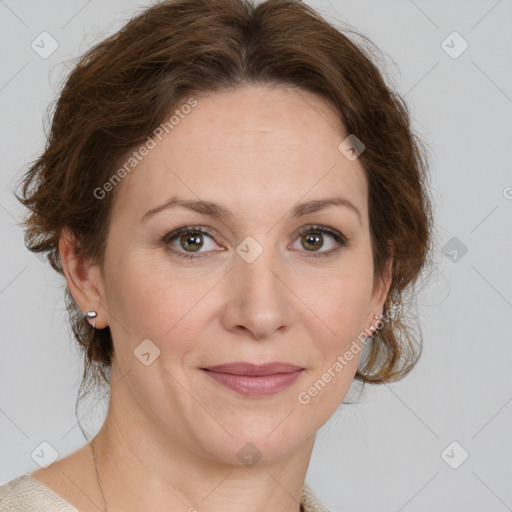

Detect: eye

[290,225,348,257]
[162,226,222,259]
[162,224,348,260]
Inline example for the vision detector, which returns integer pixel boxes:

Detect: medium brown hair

[16,0,433,404]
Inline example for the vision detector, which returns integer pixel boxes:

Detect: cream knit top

[0,474,331,512]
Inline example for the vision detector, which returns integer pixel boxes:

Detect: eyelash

[162,224,348,260]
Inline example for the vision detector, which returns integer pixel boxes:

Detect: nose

[219,244,294,340]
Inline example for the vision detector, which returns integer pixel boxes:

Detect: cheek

[296,266,373,410]
[102,245,218,346]
[302,251,374,339]
[102,230,375,358]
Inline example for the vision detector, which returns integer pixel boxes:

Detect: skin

[31,85,391,512]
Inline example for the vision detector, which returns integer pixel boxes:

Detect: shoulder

[301,481,332,512]
[0,474,78,511]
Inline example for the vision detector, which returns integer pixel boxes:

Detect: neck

[90,367,314,512]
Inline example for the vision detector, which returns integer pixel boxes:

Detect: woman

[0,0,432,510]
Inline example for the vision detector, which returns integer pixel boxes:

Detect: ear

[365,245,393,329]
[59,228,108,329]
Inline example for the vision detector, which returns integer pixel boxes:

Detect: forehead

[111,86,368,226]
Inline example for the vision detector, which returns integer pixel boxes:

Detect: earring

[367,313,383,337]
[84,311,97,329]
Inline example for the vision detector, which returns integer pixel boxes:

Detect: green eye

[162,224,348,260]
[301,232,324,251]
[163,226,219,259]
[292,225,348,257]
[176,232,204,252]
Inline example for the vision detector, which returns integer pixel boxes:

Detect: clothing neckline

[22,474,309,511]
[26,474,76,506]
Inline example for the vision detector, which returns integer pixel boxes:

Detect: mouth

[200,362,305,397]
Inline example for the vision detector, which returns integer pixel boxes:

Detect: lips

[201,362,304,376]
[200,362,305,397]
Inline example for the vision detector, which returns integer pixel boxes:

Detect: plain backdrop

[1,1,511,511]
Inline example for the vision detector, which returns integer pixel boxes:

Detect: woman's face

[91,85,390,464]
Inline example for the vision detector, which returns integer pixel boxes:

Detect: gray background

[1,1,511,511]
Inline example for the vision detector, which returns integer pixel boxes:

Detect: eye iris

[181,233,203,252]
[302,232,323,251]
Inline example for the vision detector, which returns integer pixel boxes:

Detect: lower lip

[201,369,304,397]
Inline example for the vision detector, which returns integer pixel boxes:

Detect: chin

[193,418,310,467]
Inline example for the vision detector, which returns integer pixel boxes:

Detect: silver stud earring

[84,311,97,329]
[367,313,383,337]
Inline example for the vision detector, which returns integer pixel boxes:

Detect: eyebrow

[141,195,362,225]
